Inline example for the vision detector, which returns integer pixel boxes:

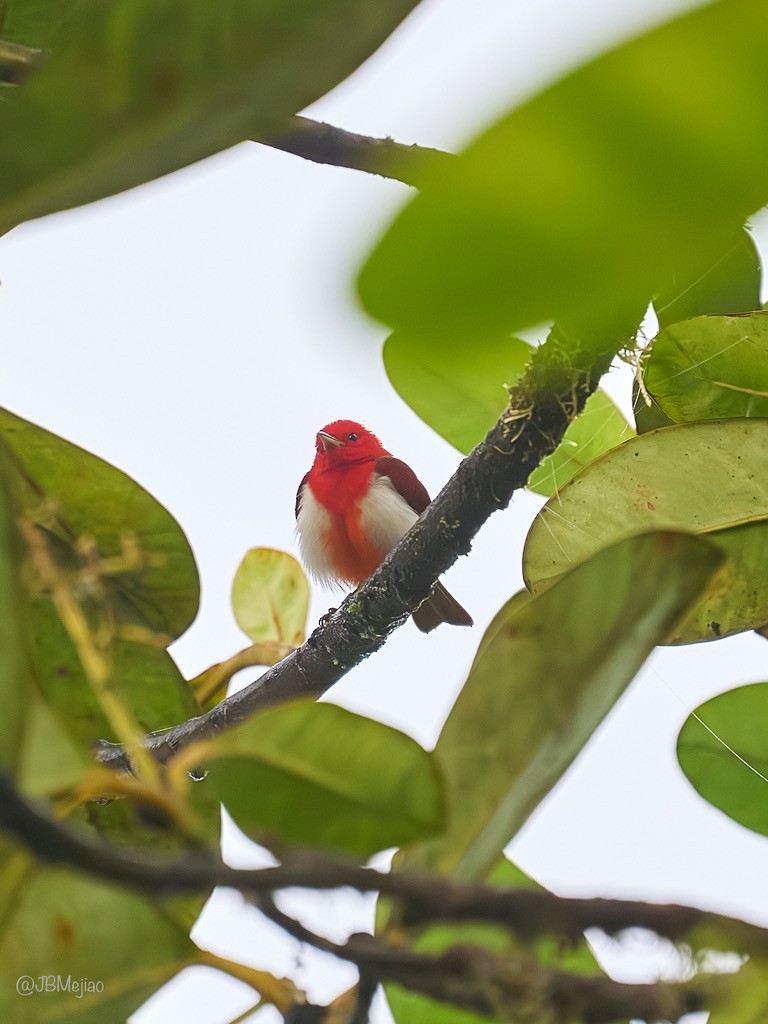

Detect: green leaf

[0,860,194,1024]
[0,0,425,232]
[231,548,309,646]
[0,0,73,47]
[654,229,762,331]
[642,313,768,422]
[206,700,443,858]
[528,390,633,498]
[383,330,531,455]
[0,407,198,639]
[523,419,768,643]
[0,407,202,747]
[382,331,631,496]
[707,959,768,1024]
[400,531,720,880]
[359,0,768,337]
[678,682,768,837]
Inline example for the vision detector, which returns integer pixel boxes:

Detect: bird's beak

[317,430,344,450]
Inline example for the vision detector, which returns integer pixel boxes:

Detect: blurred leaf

[383,332,631,496]
[678,682,768,837]
[0,0,73,47]
[636,230,761,434]
[359,0,768,337]
[0,858,194,1024]
[654,229,762,331]
[0,407,198,639]
[0,445,30,772]
[528,390,633,497]
[0,407,202,748]
[0,0,425,231]
[400,531,720,880]
[523,420,768,643]
[708,959,768,1024]
[14,693,90,797]
[383,330,531,455]
[232,548,309,646]
[642,313,768,422]
[206,700,443,857]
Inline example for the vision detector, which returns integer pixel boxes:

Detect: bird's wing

[295,472,309,519]
[374,457,431,515]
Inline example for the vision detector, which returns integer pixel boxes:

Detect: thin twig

[256,116,452,188]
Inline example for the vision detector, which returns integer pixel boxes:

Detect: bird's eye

[347,432,358,442]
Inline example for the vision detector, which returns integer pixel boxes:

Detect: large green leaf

[0,407,198,639]
[678,682,768,837]
[0,0,73,47]
[642,313,768,422]
[523,419,768,643]
[383,331,632,496]
[0,861,194,1024]
[0,407,201,746]
[231,548,309,647]
[653,229,762,331]
[400,531,720,880]
[383,330,532,456]
[206,700,443,858]
[359,0,768,337]
[0,0,423,232]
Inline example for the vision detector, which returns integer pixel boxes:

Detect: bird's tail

[412,581,473,634]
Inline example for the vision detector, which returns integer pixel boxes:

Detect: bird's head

[314,420,388,465]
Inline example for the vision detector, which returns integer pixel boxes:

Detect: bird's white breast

[358,473,420,552]
[296,485,338,585]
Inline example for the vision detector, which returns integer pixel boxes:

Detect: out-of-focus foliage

[0,0,425,232]
[359,0,768,339]
[383,330,633,496]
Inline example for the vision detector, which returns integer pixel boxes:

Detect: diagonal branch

[255,115,452,187]
[93,332,625,773]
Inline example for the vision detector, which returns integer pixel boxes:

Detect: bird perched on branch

[295,419,472,633]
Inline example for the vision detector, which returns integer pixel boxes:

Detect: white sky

[2,0,765,1020]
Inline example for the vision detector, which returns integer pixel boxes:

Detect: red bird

[295,419,472,633]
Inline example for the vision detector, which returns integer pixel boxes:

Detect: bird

[295,419,472,633]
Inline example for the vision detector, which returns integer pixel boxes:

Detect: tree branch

[255,116,452,187]
[1,768,765,962]
[255,895,714,1024]
[94,331,622,774]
